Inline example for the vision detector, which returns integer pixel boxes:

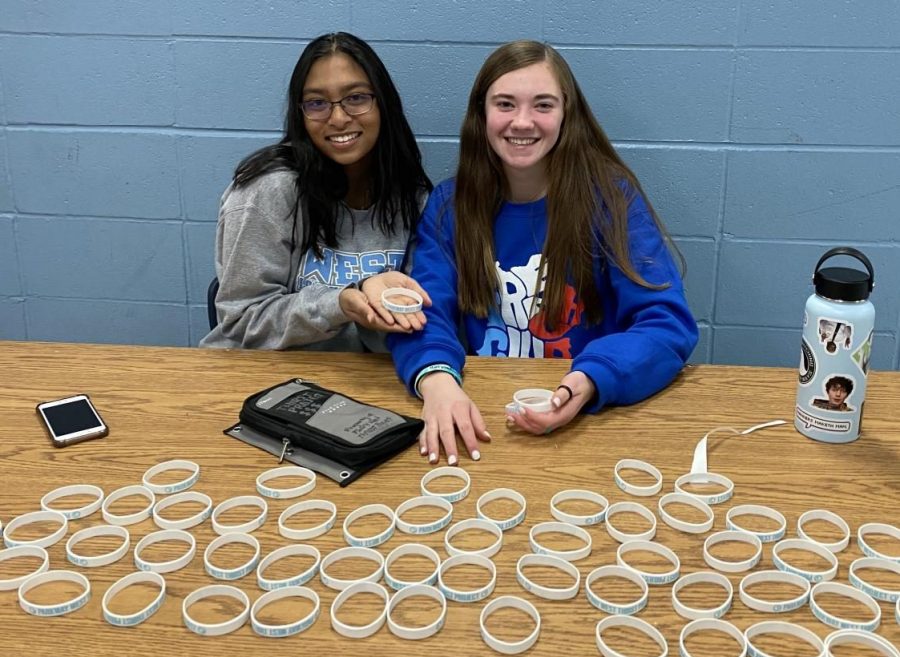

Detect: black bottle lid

[813,247,874,302]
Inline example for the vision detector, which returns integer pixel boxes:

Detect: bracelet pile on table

[1,457,898,655]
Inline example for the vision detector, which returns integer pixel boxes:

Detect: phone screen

[43,399,103,436]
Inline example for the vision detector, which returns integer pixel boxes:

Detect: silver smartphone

[36,394,108,447]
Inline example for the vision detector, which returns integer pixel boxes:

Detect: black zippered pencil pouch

[238,378,422,475]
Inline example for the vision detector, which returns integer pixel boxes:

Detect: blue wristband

[414,364,462,398]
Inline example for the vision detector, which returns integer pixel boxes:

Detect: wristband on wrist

[347,276,371,293]
[413,363,462,399]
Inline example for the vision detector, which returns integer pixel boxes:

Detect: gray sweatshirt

[200,170,410,351]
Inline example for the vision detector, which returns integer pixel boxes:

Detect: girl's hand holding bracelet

[360,272,431,331]
[506,371,596,435]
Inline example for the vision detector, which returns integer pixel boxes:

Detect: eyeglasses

[301,93,376,121]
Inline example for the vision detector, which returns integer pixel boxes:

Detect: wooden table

[0,341,897,656]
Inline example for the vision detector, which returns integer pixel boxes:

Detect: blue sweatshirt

[389,179,698,413]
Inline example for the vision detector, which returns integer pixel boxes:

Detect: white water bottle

[795,248,874,443]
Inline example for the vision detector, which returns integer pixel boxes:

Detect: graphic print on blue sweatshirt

[474,253,584,358]
[296,247,404,290]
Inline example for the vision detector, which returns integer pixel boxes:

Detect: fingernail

[483,431,492,439]
[429,452,437,463]
[506,416,515,424]
[552,397,562,408]
[420,445,427,455]
[448,454,458,466]
[472,450,481,461]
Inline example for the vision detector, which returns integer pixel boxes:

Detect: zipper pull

[278,437,292,464]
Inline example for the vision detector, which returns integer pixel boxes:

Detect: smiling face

[484,61,563,194]
[302,52,380,173]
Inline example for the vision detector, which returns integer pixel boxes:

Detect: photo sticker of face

[818,319,852,354]
[810,375,855,412]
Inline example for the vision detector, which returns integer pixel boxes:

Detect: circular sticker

[799,338,816,385]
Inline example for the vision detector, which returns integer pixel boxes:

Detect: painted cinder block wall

[1,1,899,370]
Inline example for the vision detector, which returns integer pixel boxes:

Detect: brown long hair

[454,40,683,330]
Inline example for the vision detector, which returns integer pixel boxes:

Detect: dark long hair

[233,32,431,257]
[455,40,683,330]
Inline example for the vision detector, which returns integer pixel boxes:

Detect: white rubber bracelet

[278,499,337,541]
[18,570,90,617]
[384,543,440,591]
[0,545,50,591]
[772,537,839,582]
[744,621,824,657]
[516,553,580,600]
[204,532,260,581]
[725,504,787,543]
[810,581,881,632]
[3,510,68,549]
[658,492,714,534]
[672,571,733,619]
[739,570,811,613]
[680,618,747,657]
[529,521,592,562]
[605,501,657,543]
[66,524,129,568]
[511,388,554,413]
[444,518,503,558]
[614,459,663,497]
[330,581,388,638]
[797,509,850,553]
[826,628,900,657]
[257,544,321,590]
[595,615,668,657]
[585,565,649,616]
[550,489,609,526]
[102,571,165,627]
[674,471,735,505]
[421,466,471,503]
[255,465,316,499]
[152,490,212,530]
[617,539,680,585]
[476,488,527,531]
[343,503,395,547]
[101,485,156,526]
[825,628,900,656]
[848,556,900,603]
[438,553,497,603]
[40,484,104,520]
[251,586,320,637]
[857,523,900,562]
[133,528,196,573]
[480,596,540,654]
[381,287,423,313]
[387,583,447,640]
[211,495,267,535]
[182,584,249,636]
[320,546,385,591]
[395,495,453,535]
[141,459,200,495]
[703,530,762,573]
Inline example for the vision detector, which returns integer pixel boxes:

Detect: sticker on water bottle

[852,330,873,375]
[817,318,854,355]
[810,375,856,413]
[796,407,852,434]
[799,339,816,386]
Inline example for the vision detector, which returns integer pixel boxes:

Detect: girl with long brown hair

[389,41,698,465]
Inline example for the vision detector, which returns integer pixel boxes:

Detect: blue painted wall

[1,1,899,369]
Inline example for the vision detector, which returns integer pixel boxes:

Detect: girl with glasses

[389,41,698,464]
[202,32,432,351]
